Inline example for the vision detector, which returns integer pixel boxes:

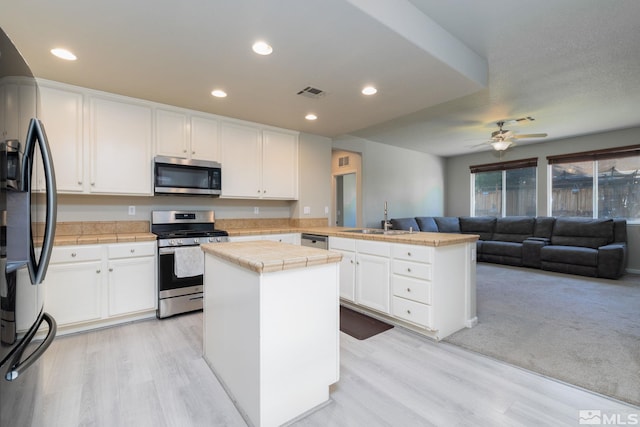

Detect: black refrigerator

[0,27,58,425]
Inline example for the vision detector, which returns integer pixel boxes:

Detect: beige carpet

[445,263,640,406]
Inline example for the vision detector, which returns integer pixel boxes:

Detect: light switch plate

[303,206,311,214]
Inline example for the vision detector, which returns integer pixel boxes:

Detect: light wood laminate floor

[24,312,638,427]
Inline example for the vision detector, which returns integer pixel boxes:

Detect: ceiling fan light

[491,140,512,151]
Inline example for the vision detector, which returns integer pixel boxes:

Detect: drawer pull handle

[109,268,113,272]
[407,268,411,272]
[406,309,411,314]
[350,260,354,264]
[407,252,412,256]
[71,253,77,257]
[406,288,411,292]
[130,249,135,253]
[96,269,101,274]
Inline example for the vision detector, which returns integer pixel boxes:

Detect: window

[470,158,537,217]
[548,145,640,221]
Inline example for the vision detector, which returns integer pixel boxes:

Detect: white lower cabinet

[391,244,434,329]
[107,243,156,317]
[329,237,390,313]
[44,242,156,332]
[330,237,474,340]
[45,256,103,326]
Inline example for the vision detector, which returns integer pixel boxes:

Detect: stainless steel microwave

[154,156,222,196]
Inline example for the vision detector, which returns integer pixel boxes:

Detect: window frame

[469,158,538,217]
[547,144,640,223]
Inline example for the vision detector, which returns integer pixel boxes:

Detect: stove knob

[216,237,222,243]
[169,239,176,246]
[208,237,215,243]
[194,238,200,244]
[178,239,183,245]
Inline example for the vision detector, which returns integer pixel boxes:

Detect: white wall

[332,135,445,227]
[445,125,640,272]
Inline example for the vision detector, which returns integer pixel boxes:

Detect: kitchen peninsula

[201,240,342,427]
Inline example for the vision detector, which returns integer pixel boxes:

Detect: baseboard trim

[626,268,640,275]
[465,316,478,328]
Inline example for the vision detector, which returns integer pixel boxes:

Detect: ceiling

[2,0,639,157]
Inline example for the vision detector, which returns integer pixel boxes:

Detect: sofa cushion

[541,245,598,266]
[415,217,438,232]
[493,216,535,243]
[482,241,522,257]
[459,216,495,241]
[533,217,556,239]
[434,217,460,233]
[390,217,419,231]
[551,218,614,249]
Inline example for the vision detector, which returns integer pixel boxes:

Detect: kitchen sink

[343,229,411,235]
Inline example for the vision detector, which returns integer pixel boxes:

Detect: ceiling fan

[486,119,548,151]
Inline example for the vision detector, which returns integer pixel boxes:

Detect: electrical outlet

[254,207,259,215]
[128,206,135,216]
[324,206,329,215]
[303,206,311,215]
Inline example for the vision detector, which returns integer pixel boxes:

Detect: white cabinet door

[261,130,298,199]
[39,85,84,192]
[156,108,189,158]
[45,261,103,326]
[220,122,261,198]
[337,250,356,301]
[107,256,156,317]
[262,233,299,244]
[190,115,220,161]
[89,97,152,195]
[356,252,390,314]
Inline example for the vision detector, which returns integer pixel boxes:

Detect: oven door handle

[158,246,200,255]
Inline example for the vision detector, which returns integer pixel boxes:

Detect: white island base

[202,241,341,427]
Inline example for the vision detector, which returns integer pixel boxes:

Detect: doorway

[332,150,362,227]
[336,173,357,227]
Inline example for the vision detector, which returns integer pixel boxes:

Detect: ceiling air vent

[339,156,350,167]
[297,86,326,99]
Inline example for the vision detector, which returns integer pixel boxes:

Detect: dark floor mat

[340,306,393,340]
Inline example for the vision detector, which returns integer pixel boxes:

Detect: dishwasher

[300,233,328,250]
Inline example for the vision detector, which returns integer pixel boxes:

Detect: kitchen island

[201,240,342,427]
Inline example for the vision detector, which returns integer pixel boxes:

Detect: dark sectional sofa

[390,216,628,279]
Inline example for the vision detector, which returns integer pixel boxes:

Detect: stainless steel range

[151,210,228,318]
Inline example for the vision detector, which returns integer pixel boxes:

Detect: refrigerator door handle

[22,118,57,285]
[4,312,57,381]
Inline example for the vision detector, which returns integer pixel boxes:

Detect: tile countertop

[227,226,479,247]
[36,221,157,246]
[201,240,343,274]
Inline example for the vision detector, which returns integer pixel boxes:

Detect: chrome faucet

[383,201,390,231]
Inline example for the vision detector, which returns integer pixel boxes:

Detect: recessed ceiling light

[305,113,318,121]
[362,86,377,95]
[252,40,273,55]
[50,48,76,61]
[211,89,227,98]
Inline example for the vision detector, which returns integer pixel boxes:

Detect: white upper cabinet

[261,130,298,199]
[38,84,84,192]
[89,96,152,195]
[220,121,262,198]
[190,115,220,161]
[0,78,36,143]
[220,121,298,200]
[155,108,189,158]
[155,109,220,161]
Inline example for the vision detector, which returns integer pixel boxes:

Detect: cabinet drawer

[50,245,102,264]
[357,240,390,257]
[391,244,433,263]
[392,259,432,281]
[108,242,156,259]
[392,296,432,328]
[392,276,431,304]
[329,237,356,251]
